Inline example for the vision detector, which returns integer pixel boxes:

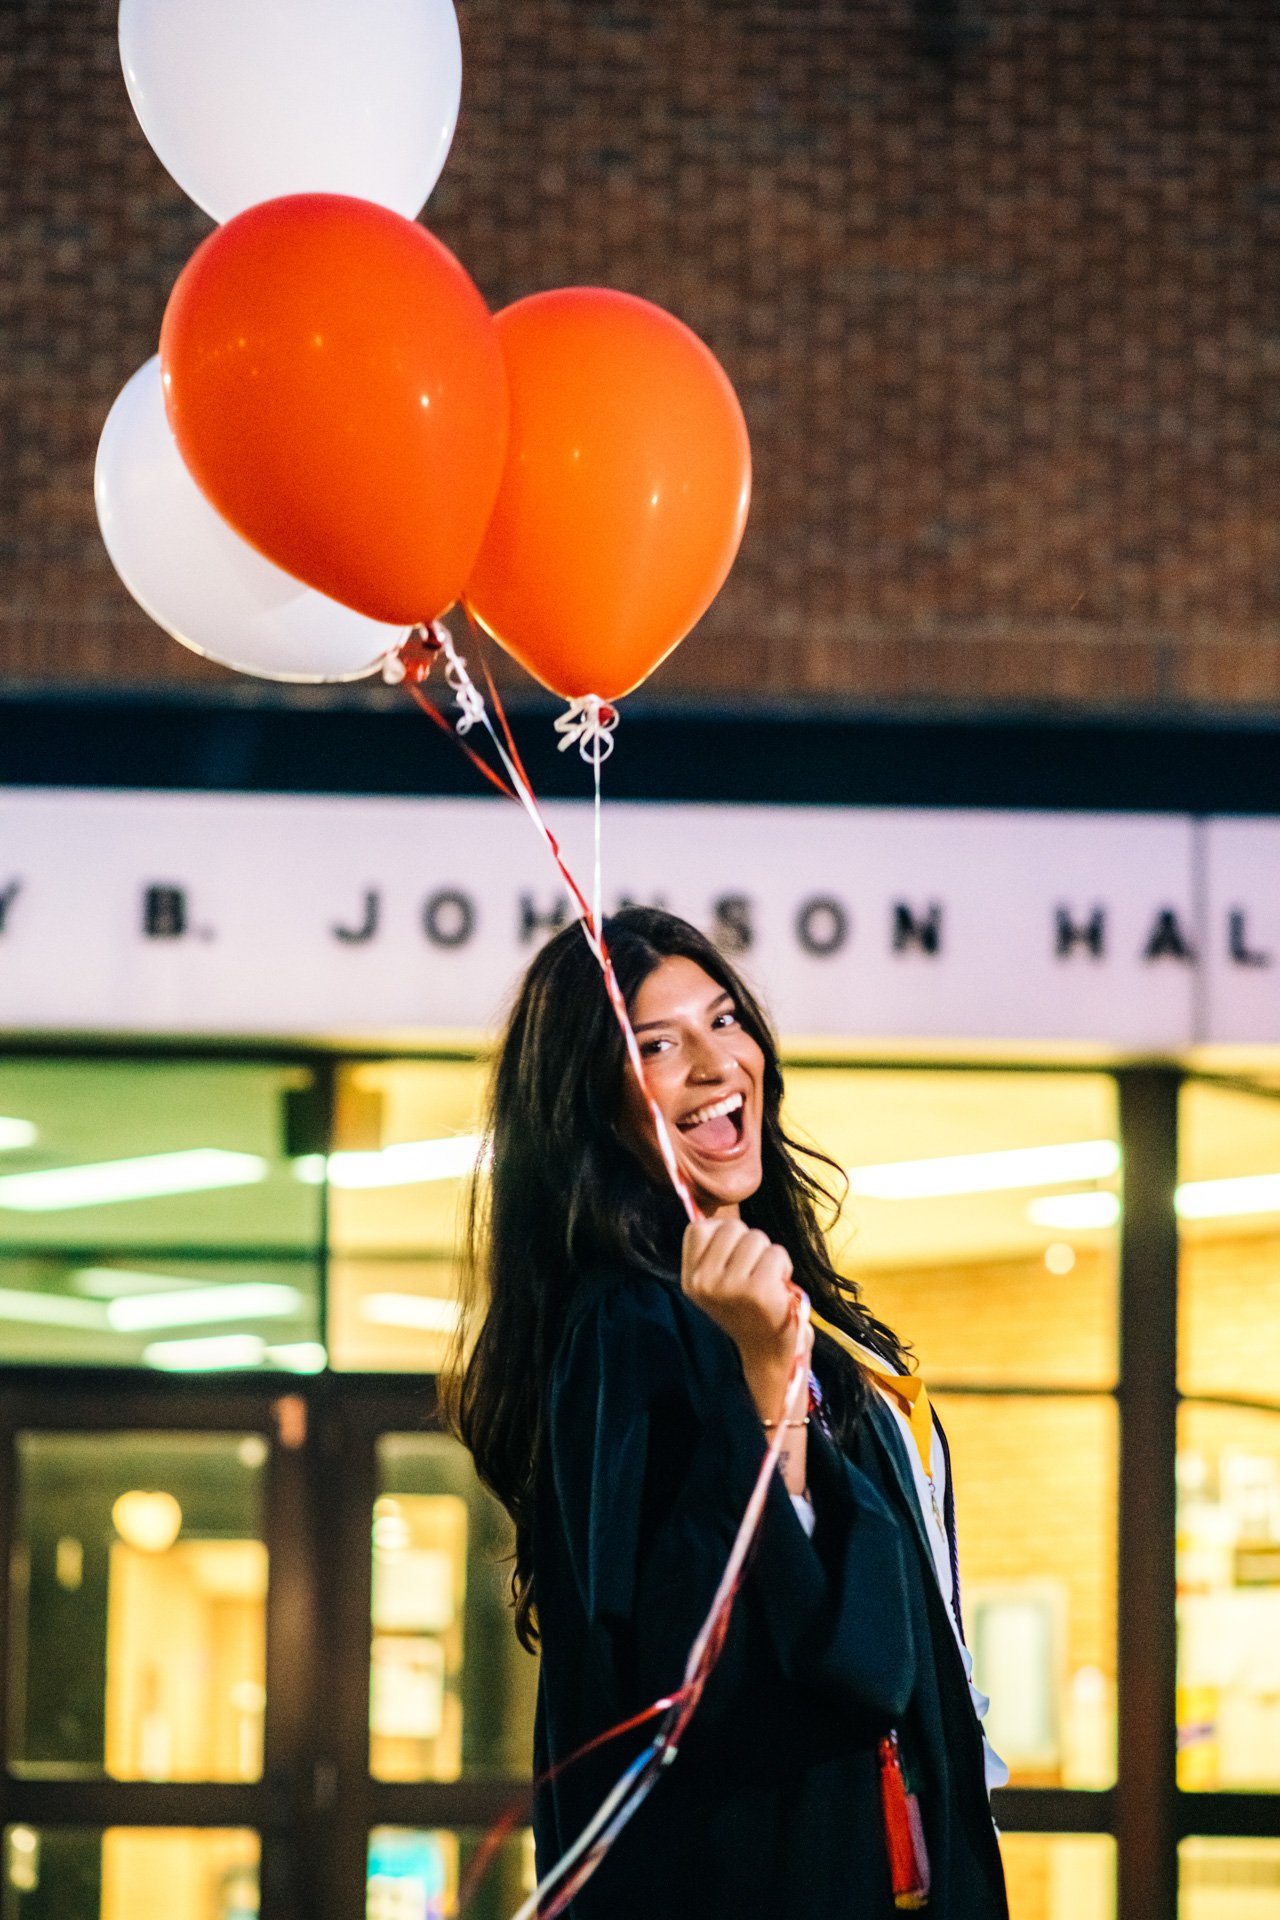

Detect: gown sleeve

[546,1271,918,1730]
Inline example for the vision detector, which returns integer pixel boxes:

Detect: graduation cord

[396,624,813,1919]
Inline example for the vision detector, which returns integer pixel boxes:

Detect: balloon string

[452,1689,688,1915]
[510,1301,812,1920]
[431,625,699,1220]
[592,711,604,949]
[400,625,810,1916]
[406,681,515,799]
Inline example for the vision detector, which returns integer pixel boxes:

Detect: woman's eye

[640,1037,671,1056]
[712,1009,738,1029]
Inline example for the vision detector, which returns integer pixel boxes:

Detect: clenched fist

[681,1217,812,1427]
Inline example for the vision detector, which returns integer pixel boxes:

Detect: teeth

[680,1092,744,1130]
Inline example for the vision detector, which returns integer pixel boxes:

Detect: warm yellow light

[362,1292,460,1334]
[111,1489,182,1553]
[1175,1173,1280,1220]
[849,1139,1120,1200]
[1026,1192,1120,1230]
[293,1134,485,1190]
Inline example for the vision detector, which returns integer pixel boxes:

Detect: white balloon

[118,0,462,224]
[96,359,406,683]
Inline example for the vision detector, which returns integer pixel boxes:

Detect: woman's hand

[681,1218,812,1426]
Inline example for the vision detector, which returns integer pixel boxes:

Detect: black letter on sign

[424,890,475,948]
[519,894,571,945]
[143,884,187,939]
[797,897,849,957]
[1142,908,1196,963]
[892,901,943,956]
[615,895,670,914]
[712,894,755,955]
[1055,905,1106,959]
[0,880,20,933]
[1228,909,1272,969]
[333,890,380,944]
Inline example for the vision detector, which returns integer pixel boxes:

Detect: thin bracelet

[761,1415,810,1430]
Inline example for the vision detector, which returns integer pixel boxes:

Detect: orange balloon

[159,194,508,625]
[465,289,751,701]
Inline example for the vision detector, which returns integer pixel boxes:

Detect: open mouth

[676,1090,746,1156]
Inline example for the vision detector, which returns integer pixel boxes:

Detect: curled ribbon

[554,694,620,761]
[438,626,488,734]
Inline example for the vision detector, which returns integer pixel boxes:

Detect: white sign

[0,788,1275,1046]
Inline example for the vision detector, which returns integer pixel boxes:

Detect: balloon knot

[383,624,443,686]
[433,622,487,734]
[555,695,620,762]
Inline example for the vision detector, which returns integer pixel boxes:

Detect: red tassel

[878,1731,931,1910]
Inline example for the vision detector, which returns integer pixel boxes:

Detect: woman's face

[620,954,766,1218]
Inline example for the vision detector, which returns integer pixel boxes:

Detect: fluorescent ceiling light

[0,1287,106,1329]
[0,1149,269,1212]
[265,1341,327,1374]
[294,1134,484,1190]
[0,1117,37,1151]
[1176,1173,1280,1220]
[143,1333,267,1372]
[850,1139,1120,1200]
[362,1292,461,1334]
[108,1282,302,1334]
[74,1267,204,1299]
[1026,1192,1121,1230]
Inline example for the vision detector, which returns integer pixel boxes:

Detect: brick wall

[5,0,1280,712]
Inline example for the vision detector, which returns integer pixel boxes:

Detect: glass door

[301,1385,537,1920]
[0,1378,325,1920]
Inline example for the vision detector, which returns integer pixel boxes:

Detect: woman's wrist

[744,1355,796,1425]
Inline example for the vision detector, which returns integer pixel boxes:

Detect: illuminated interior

[10,1433,267,1786]
[1,1053,1278,1920]
[371,1434,538,1787]
[3,1828,260,1920]
[366,1825,534,1920]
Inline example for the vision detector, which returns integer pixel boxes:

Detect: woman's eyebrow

[632,990,732,1034]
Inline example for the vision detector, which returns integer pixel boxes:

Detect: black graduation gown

[531,1266,1010,1920]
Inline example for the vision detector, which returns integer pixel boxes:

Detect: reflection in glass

[998,1834,1115,1920]
[328,1060,487,1373]
[786,1069,1120,1388]
[327,1061,1122,1383]
[2,1827,259,1920]
[10,1434,267,1783]
[367,1827,532,1920]
[937,1395,1118,1788]
[371,1435,537,1784]
[1179,1083,1280,1402]
[1179,1838,1280,1918]
[1178,1403,1280,1791]
[0,1061,322,1367]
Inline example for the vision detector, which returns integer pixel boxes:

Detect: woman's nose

[686,1034,733,1081]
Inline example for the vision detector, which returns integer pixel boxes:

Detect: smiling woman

[621,959,764,1213]
[450,907,1011,1920]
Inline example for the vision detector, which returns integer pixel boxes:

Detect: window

[10,1433,267,1784]
[0,1063,322,1372]
[326,1061,486,1373]
[1178,1082,1280,1795]
[786,1067,1121,1786]
[2,1827,259,1920]
[370,1434,537,1784]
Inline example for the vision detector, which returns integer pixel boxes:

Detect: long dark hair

[448,906,907,1649]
